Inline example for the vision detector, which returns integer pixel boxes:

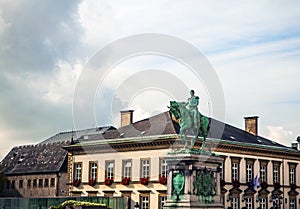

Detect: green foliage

[48,200,107,209]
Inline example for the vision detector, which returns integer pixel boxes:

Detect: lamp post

[134,202,140,209]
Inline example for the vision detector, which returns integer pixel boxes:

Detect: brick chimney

[244,116,259,136]
[120,110,134,127]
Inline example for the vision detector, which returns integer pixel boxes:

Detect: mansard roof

[1,141,69,175]
[79,111,287,149]
[40,126,116,144]
[2,126,116,175]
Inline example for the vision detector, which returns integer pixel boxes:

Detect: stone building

[1,127,115,198]
[64,111,300,209]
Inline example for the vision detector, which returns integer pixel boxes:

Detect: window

[11,180,15,189]
[290,199,296,209]
[272,161,281,183]
[19,180,23,188]
[232,197,239,209]
[159,195,167,209]
[290,167,295,184]
[220,164,224,180]
[140,195,150,209]
[141,159,150,178]
[74,163,82,180]
[273,166,279,183]
[44,179,49,187]
[288,163,297,185]
[33,179,37,188]
[38,179,43,188]
[27,179,31,188]
[160,159,168,177]
[232,163,238,181]
[260,198,267,209]
[123,160,132,179]
[5,180,10,190]
[106,161,114,179]
[89,162,98,180]
[260,164,267,183]
[231,157,241,181]
[50,178,55,187]
[246,197,253,209]
[246,164,253,183]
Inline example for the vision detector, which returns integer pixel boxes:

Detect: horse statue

[168,101,210,151]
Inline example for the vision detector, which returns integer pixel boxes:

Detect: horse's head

[168,101,180,120]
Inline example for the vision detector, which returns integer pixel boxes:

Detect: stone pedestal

[163,153,224,209]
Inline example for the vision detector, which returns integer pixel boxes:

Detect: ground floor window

[159,195,167,209]
[232,197,239,209]
[245,197,253,209]
[140,194,150,209]
[260,197,267,209]
[290,198,296,209]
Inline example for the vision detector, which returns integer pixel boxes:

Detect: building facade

[64,111,300,209]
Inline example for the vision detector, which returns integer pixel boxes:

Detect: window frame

[140,193,150,209]
[159,158,168,178]
[230,157,241,182]
[89,161,98,181]
[74,162,82,181]
[105,160,115,180]
[140,158,150,179]
[259,160,269,183]
[122,159,132,179]
[272,161,281,184]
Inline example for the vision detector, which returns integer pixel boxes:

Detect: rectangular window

[246,197,253,209]
[159,195,167,209]
[232,197,239,209]
[106,161,114,179]
[160,159,168,177]
[246,164,253,183]
[141,159,150,178]
[5,180,10,190]
[44,179,49,187]
[89,162,98,180]
[220,164,224,180]
[232,163,238,181]
[273,166,279,183]
[123,160,132,179]
[11,180,15,189]
[260,198,267,209]
[74,163,82,180]
[290,167,295,184]
[50,178,55,187]
[260,164,267,183]
[33,179,37,188]
[140,195,150,209]
[290,199,296,209]
[38,179,43,188]
[19,180,23,188]
[27,179,31,188]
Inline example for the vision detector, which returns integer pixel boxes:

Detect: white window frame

[123,160,131,179]
[246,197,253,209]
[232,163,238,181]
[141,195,149,209]
[141,159,150,178]
[74,163,82,180]
[290,167,295,184]
[260,164,266,183]
[260,197,267,209]
[106,161,114,179]
[290,199,296,209]
[160,159,168,177]
[89,162,97,180]
[232,197,239,209]
[246,163,253,183]
[273,166,279,183]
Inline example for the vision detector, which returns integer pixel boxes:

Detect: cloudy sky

[1,0,300,160]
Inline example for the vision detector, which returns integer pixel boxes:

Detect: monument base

[163,153,224,209]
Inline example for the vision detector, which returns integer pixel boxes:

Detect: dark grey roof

[90,111,287,149]
[40,126,116,144]
[1,142,69,175]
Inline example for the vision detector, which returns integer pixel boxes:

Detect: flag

[251,175,260,192]
[254,175,260,188]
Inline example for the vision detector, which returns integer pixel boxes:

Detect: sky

[0,0,300,160]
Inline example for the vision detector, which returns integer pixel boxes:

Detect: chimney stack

[120,110,134,127]
[244,116,259,136]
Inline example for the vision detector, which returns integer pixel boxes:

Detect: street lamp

[134,202,140,209]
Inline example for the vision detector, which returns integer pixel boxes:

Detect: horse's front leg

[180,129,188,149]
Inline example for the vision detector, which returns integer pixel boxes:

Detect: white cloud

[266,126,293,146]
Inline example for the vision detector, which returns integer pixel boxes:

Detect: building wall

[70,148,300,209]
[3,172,68,198]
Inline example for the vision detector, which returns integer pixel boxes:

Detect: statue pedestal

[163,153,224,209]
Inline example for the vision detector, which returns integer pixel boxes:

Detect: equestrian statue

[168,90,210,152]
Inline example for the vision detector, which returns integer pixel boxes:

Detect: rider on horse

[185,90,200,128]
